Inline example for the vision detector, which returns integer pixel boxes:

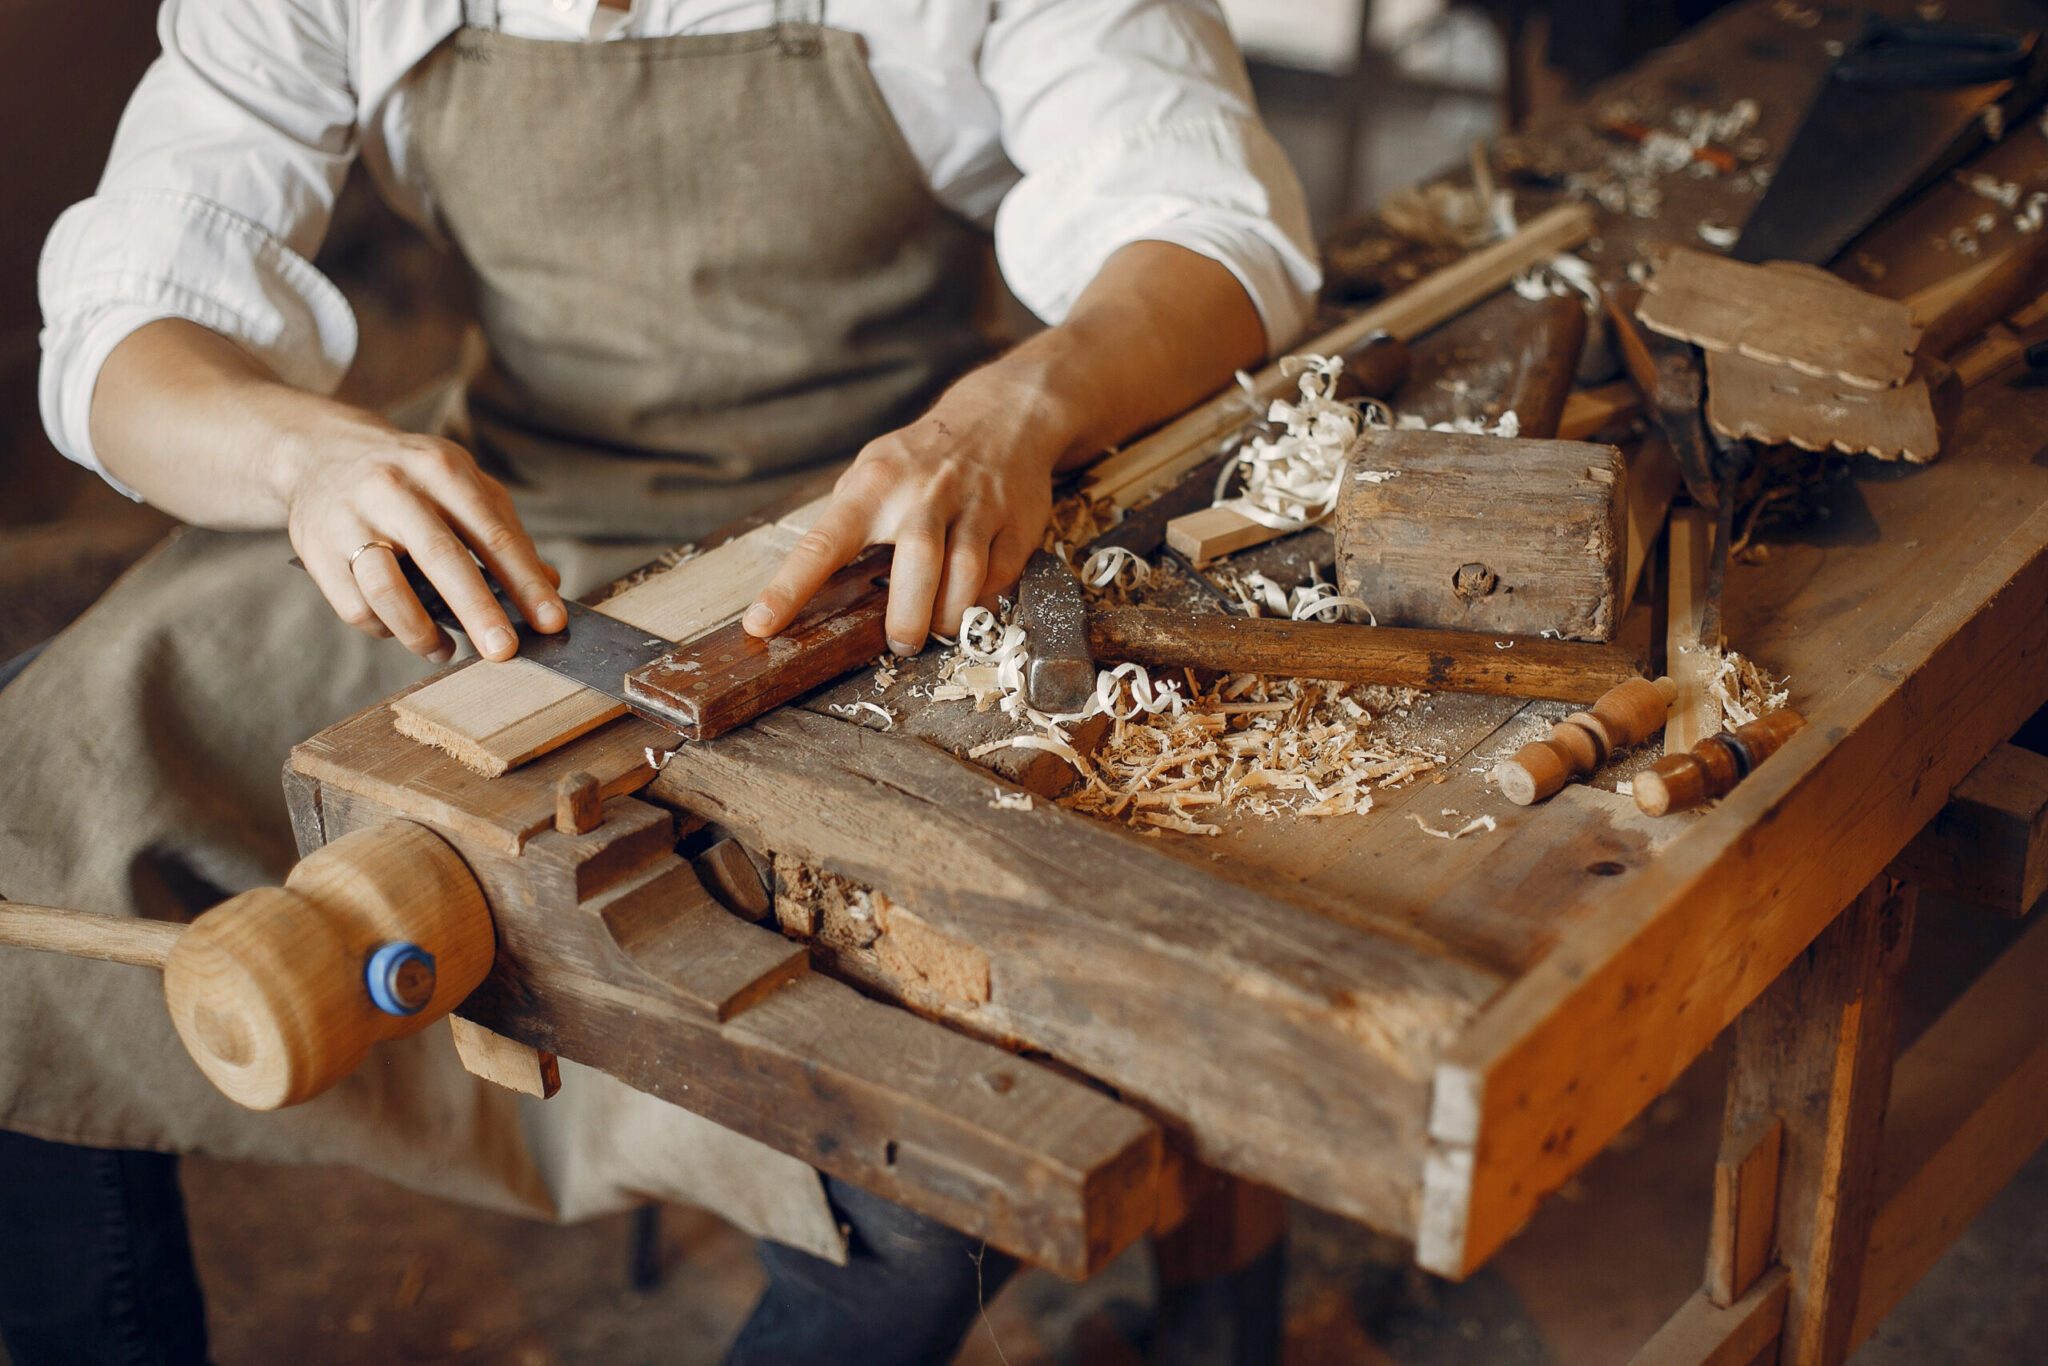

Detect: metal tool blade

[392,557,675,703]
[1014,549,1097,714]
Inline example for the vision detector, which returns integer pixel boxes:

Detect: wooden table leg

[1722,877,1917,1366]
[1152,1164,1289,1366]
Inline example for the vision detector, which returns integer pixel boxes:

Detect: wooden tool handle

[1501,293,1589,440]
[1331,333,1413,403]
[1918,233,2048,363]
[1634,709,1805,817]
[0,903,184,969]
[1086,609,1647,700]
[625,545,891,740]
[162,821,495,1110]
[1493,675,1678,805]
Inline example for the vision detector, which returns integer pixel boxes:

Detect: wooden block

[1163,502,1285,567]
[1708,1116,1782,1308]
[1663,506,1719,756]
[554,770,602,835]
[450,1014,561,1099]
[390,504,821,776]
[1952,323,2025,388]
[1850,907,2048,1352]
[1637,247,1920,390]
[1629,1268,1788,1366]
[593,856,810,1021]
[697,837,772,921]
[1890,742,2048,915]
[1084,202,1597,509]
[1705,350,1940,464]
[1331,429,1628,641]
[1558,379,1642,442]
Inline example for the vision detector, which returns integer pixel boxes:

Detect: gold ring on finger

[347,539,398,573]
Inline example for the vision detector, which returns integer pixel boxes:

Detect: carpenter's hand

[288,428,565,664]
[743,384,1068,654]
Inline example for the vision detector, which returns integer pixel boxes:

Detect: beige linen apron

[0,0,989,1258]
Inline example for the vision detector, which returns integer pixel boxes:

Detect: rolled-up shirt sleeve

[37,0,360,490]
[980,0,1321,356]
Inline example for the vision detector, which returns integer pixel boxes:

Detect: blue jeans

[0,1130,210,1366]
[0,1130,1014,1366]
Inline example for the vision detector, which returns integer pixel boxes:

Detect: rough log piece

[1889,742,2048,916]
[1499,293,1589,440]
[1332,429,1628,641]
[1087,609,1646,700]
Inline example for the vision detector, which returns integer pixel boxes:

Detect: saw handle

[0,821,494,1111]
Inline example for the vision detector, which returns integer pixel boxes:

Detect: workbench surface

[288,0,2048,1284]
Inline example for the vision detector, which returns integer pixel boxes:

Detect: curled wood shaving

[1215,355,1377,534]
[1411,812,1498,840]
[987,790,1034,812]
[1707,648,1791,727]
[644,746,678,771]
[828,701,897,731]
[1079,545,1150,591]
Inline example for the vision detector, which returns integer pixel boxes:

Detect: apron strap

[462,0,501,31]
[773,0,824,56]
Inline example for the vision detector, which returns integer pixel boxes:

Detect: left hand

[742,377,1069,655]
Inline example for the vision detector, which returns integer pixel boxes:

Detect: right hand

[287,429,565,664]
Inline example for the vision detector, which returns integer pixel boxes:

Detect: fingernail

[743,603,774,634]
[888,637,918,658]
[536,600,566,631]
[485,627,517,657]
[429,645,454,665]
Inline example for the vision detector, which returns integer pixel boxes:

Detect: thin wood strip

[1083,203,1597,509]
[0,903,183,970]
[1889,741,2048,916]
[1663,506,1718,755]
[1849,908,2048,1351]
[1708,1115,1783,1308]
[1419,501,2048,1277]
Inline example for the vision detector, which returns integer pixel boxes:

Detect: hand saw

[343,547,893,740]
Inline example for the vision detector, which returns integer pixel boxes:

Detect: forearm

[90,318,366,528]
[956,240,1269,471]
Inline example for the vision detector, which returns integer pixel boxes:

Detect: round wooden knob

[162,821,493,1110]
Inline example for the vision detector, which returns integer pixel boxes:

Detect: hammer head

[1013,549,1096,714]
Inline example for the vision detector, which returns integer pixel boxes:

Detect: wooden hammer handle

[0,903,183,970]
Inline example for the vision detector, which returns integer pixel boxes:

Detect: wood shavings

[644,746,678,771]
[1410,812,1498,840]
[987,790,1034,812]
[1697,222,1739,249]
[1708,648,1791,727]
[1215,566,1376,625]
[1079,545,1150,592]
[1353,469,1400,483]
[828,701,897,731]
[1212,354,1374,535]
[871,657,899,693]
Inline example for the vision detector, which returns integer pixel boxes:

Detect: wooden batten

[1890,742,2048,916]
[450,1015,562,1099]
[1662,506,1719,756]
[1627,1268,1788,1366]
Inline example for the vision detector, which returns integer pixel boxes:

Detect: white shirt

[37,0,1321,489]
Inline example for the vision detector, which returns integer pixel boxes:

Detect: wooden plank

[1083,203,1597,509]
[315,784,1160,1278]
[648,708,1505,1235]
[1629,1268,1788,1366]
[1086,609,1646,700]
[1558,379,1642,442]
[448,1015,561,1099]
[1850,908,2048,1352]
[1637,247,1920,390]
[1419,501,2048,1278]
[1708,1116,1782,1309]
[1163,501,1288,567]
[1622,433,1681,617]
[1890,741,2048,915]
[1662,506,1718,756]
[1331,429,1628,641]
[1704,350,1939,463]
[390,504,821,776]
[1723,881,1914,1366]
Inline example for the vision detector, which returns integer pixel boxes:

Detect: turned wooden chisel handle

[0,903,183,969]
[1633,710,1806,816]
[1493,675,1679,805]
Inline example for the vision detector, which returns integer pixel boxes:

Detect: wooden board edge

[1626,1267,1788,1366]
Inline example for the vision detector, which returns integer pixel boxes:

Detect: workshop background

[2,1,2044,1363]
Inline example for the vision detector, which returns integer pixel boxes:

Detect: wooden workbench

[286,4,2048,1362]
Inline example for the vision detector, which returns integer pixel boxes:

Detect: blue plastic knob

[364,942,437,1017]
